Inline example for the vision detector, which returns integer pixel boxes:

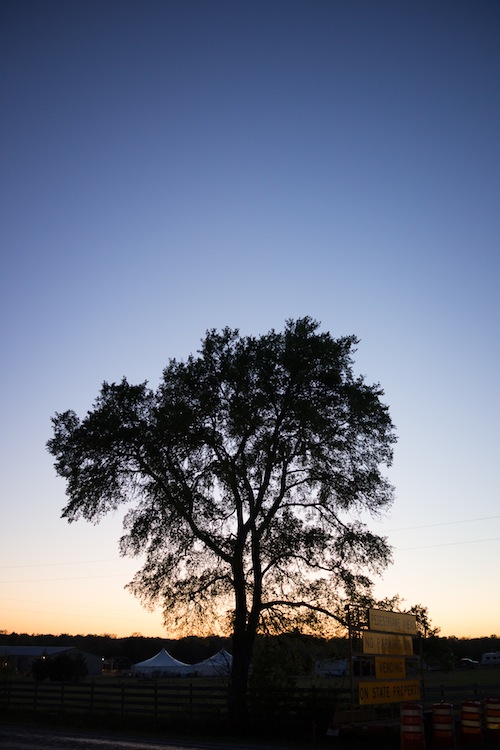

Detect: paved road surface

[0,726,256,750]
[0,724,409,749]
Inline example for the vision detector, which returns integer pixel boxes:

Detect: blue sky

[1,0,499,639]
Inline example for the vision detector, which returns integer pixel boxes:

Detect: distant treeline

[1,631,499,670]
[439,635,500,662]
[0,632,231,666]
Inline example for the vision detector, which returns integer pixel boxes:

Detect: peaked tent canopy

[193,648,232,677]
[131,648,190,677]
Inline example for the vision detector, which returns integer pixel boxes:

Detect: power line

[397,536,500,551]
[387,515,500,532]
[0,574,127,584]
[1,536,499,582]
[0,559,122,570]
[1,516,498,577]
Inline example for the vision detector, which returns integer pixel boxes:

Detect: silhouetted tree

[408,603,440,637]
[48,317,396,726]
[48,652,88,682]
[423,635,454,671]
[32,656,50,681]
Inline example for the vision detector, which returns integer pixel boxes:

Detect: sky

[1,0,499,641]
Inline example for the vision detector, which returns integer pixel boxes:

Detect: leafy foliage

[32,652,88,682]
[48,317,396,719]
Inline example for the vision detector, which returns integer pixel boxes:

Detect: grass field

[423,667,500,688]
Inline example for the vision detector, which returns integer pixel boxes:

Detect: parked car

[459,657,479,669]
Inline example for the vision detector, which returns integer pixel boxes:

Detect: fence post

[7,680,12,710]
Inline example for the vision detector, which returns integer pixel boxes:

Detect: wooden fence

[0,680,228,720]
[0,679,342,732]
[1,679,499,731]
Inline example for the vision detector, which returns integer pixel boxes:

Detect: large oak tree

[48,318,396,723]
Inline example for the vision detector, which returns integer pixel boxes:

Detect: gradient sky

[1,0,499,640]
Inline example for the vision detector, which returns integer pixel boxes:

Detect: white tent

[192,648,232,677]
[131,648,190,677]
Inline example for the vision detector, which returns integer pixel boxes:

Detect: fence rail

[1,679,499,729]
[0,680,231,721]
[0,679,343,733]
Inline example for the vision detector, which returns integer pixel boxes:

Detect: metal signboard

[368,608,417,635]
[375,656,406,679]
[362,630,413,656]
[359,679,421,706]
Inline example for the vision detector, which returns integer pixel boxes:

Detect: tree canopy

[48,317,396,721]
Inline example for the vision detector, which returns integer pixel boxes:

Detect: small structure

[481,652,500,666]
[131,648,190,677]
[0,645,102,676]
[315,658,348,677]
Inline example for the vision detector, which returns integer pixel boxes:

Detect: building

[0,645,102,676]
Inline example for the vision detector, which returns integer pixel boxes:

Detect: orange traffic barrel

[432,702,456,748]
[484,697,500,740]
[460,700,483,744]
[400,701,426,749]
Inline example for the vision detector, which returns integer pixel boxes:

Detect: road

[0,726,253,750]
[0,724,413,749]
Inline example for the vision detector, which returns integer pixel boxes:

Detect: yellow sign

[369,608,417,635]
[362,631,413,656]
[375,656,406,679]
[359,679,421,705]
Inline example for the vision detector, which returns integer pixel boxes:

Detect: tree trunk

[229,625,254,733]
[229,530,262,732]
